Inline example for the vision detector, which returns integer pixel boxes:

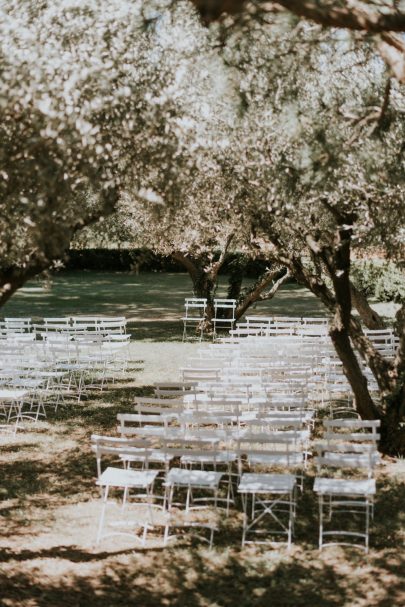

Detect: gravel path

[128,340,203,386]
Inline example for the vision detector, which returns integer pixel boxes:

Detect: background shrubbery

[352,260,405,303]
[66,251,404,303]
[66,249,276,277]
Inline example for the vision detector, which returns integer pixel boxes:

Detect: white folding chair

[163,463,223,548]
[91,434,163,545]
[313,435,378,553]
[212,299,236,339]
[238,473,297,548]
[182,298,207,341]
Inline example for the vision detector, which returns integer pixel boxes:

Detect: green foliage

[66,248,183,272]
[351,260,405,303]
[66,248,275,276]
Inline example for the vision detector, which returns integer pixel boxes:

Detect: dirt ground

[0,343,404,607]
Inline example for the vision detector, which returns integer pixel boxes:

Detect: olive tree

[0,0,215,305]
[191,0,405,83]
[79,156,289,329]
[224,17,405,453]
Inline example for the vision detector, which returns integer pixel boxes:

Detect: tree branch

[349,280,386,329]
[210,232,235,279]
[172,251,199,283]
[273,1,405,34]
[191,1,405,81]
[235,265,288,319]
[192,1,405,33]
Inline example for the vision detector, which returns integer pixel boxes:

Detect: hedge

[351,260,405,304]
[65,249,276,278]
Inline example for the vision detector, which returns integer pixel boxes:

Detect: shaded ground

[0,346,404,607]
[1,274,403,605]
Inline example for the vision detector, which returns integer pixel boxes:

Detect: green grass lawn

[1,270,327,340]
[1,270,397,341]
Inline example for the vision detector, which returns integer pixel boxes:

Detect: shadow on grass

[0,543,404,607]
[0,449,95,507]
[1,271,328,341]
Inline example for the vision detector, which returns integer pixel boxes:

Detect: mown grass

[1,270,328,341]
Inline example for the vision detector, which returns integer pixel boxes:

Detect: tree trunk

[235,266,289,320]
[350,281,386,329]
[0,263,49,307]
[172,252,218,332]
[192,268,216,323]
[379,396,405,455]
[227,255,249,301]
[329,323,381,420]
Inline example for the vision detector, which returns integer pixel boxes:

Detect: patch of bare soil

[0,344,404,607]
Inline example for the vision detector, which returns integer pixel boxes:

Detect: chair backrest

[179,409,238,429]
[181,367,222,382]
[239,429,309,448]
[117,413,170,438]
[4,318,32,333]
[154,381,199,398]
[134,396,185,410]
[243,417,305,432]
[324,418,380,446]
[183,298,207,318]
[161,437,221,459]
[314,442,380,478]
[213,299,236,319]
[90,434,151,477]
[238,432,306,471]
[38,318,71,335]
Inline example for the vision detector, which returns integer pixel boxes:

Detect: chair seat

[213,317,236,322]
[165,467,223,489]
[321,452,380,468]
[97,467,158,489]
[247,453,304,467]
[0,389,28,400]
[181,316,205,321]
[180,452,237,465]
[313,477,376,497]
[238,473,296,494]
[121,450,174,464]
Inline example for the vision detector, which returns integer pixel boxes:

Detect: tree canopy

[0,0,221,303]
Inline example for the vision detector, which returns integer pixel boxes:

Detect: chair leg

[241,492,248,547]
[186,486,192,512]
[208,527,214,549]
[96,485,109,545]
[318,494,324,550]
[287,491,293,550]
[365,499,370,554]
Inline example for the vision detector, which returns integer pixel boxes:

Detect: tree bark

[350,281,386,330]
[191,0,405,33]
[235,266,289,320]
[330,325,381,420]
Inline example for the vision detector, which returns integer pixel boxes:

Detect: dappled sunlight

[0,538,404,606]
[1,271,328,340]
[0,369,404,606]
